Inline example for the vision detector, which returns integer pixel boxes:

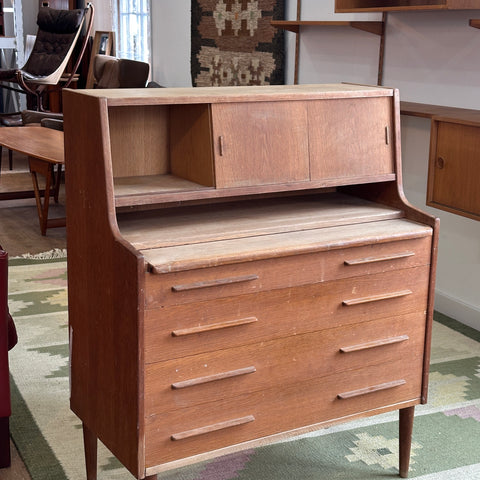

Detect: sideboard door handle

[172,317,258,337]
[340,335,409,353]
[171,415,255,441]
[219,135,225,156]
[172,274,259,292]
[342,289,412,306]
[344,251,415,266]
[337,379,406,400]
[171,366,256,389]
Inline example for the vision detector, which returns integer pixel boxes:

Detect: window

[114,0,151,64]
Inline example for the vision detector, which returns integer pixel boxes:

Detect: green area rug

[7,252,480,479]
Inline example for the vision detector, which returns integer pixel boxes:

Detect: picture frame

[86,31,115,88]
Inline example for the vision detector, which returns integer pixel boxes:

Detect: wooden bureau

[62,84,439,479]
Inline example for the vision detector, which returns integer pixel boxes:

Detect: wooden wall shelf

[271,0,386,84]
[400,101,480,221]
[335,0,480,12]
[271,20,384,36]
[469,19,480,29]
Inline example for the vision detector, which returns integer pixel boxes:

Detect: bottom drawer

[144,357,424,466]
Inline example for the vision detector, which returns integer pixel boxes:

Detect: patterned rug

[191,0,285,86]
[7,252,480,479]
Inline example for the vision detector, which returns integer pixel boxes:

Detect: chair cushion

[37,7,84,34]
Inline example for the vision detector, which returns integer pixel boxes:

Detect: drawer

[144,357,424,466]
[144,236,431,308]
[144,266,430,363]
[144,312,426,415]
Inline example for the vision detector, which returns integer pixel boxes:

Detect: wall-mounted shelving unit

[335,0,480,12]
[400,102,480,221]
[271,1,385,84]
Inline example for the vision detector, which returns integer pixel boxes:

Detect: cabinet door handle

[337,379,406,400]
[342,289,412,306]
[339,335,409,353]
[436,156,445,169]
[172,317,258,337]
[385,125,390,145]
[172,274,259,292]
[344,251,415,266]
[171,366,256,390]
[171,415,255,441]
[218,135,225,156]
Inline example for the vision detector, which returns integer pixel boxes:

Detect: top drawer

[144,236,431,308]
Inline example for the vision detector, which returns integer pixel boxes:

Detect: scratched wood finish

[62,84,439,480]
[142,234,432,306]
[143,267,430,364]
[144,313,426,413]
[144,357,424,466]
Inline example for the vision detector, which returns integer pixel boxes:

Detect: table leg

[399,406,415,478]
[83,423,98,480]
[29,157,52,236]
[54,163,62,203]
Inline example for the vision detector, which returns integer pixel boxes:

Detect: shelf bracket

[469,19,480,29]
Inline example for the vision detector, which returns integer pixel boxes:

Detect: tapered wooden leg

[83,423,98,480]
[0,417,11,468]
[399,406,415,478]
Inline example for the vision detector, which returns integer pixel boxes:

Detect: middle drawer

[144,311,426,415]
[144,266,430,363]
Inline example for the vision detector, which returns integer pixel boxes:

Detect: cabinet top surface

[64,83,394,106]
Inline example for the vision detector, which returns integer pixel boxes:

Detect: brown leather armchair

[0,246,17,468]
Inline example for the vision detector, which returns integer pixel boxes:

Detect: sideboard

[63,84,439,479]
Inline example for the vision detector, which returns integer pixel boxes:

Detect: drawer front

[144,357,423,467]
[145,312,426,415]
[144,266,430,363]
[144,236,431,308]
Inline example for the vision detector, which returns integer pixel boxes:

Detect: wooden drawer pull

[340,335,409,353]
[172,366,256,390]
[344,251,415,266]
[342,289,412,306]
[171,415,255,441]
[172,317,258,337]
[172,274,259,292]
[337,379,406,400]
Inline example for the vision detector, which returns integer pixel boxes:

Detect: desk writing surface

[0,126,64,164]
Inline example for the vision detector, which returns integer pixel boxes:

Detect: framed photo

[86,31,115,88]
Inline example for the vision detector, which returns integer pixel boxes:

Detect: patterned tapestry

[191,0,285,87]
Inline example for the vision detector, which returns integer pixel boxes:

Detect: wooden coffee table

[0,126,65,235]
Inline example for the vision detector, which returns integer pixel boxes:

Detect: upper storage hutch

[63,84,439,480]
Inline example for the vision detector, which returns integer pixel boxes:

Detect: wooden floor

[0,150,67,256]
[1,150,66,479]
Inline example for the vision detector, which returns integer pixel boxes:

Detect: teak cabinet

[63,84,439,480]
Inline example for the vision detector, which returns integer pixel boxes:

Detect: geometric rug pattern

[7,252,480,479]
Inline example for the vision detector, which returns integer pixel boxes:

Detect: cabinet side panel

[309,97,395,181]
[109,105,169,178]
[170,104,215,186]
[212,102,310,188]
[63,91,145,477]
